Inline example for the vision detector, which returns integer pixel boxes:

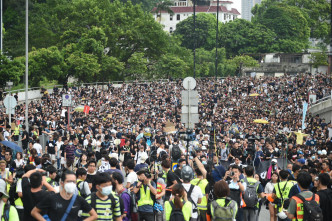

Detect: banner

[302,102,308,130]
[83,105,90,114]
[256,158,290,180]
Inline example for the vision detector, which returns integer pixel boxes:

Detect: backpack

[242,178,259,208]
[171,145,182,161]
[296,193,323,221]
[120,189,138,214]
[2,203,10,221]
[211,198,236,221]
[169,201,186,221]
[77,181,88,199]
[184,184,198,212]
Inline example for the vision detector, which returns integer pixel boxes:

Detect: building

[241,0,261,21]
[243,53,328,77]
[152,0,240,33]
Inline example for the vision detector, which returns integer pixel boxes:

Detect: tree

[229,55,259,76]
[153,0,174,23]
[220,19,277,57]
[0,52,24,88]
[174,13,219,50]
[310,52,328,71]
[252,2,310,52]
[124,52,148,79]
[154,53,189,79]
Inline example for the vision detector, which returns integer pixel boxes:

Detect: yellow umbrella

[74,105,84,112]
[253,119,269,124]
[249,93,260,97]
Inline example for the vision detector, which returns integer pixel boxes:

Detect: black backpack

[184,184,197,213]
[2,203,10,221]
[169,201,186,221]
[171,145,182,161]
[77,181,88,199]
[120,189,138,213]
[296,193,323,221]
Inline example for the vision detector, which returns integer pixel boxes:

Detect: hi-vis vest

[191,178,208,210]
[14,126,20,136]
[15,178,23,208]
[291,193,320,221]
[275,181,294,212]
[137,184,153,207]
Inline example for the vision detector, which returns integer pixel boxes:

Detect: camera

[230,171,235,177]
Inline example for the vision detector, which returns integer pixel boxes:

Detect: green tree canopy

[173,13,219,50]
[220,19,277,57]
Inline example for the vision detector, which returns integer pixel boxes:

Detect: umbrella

[136,133,144,141]
[249,93,260,97]
[253,119,269,124]
[0,141,23,152]
[74,105,84,112]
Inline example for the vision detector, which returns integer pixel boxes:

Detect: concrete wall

[308,99,332,123]
[16,89,54,102]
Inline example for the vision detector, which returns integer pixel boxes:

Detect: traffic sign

[182,106,198,114]
[181,90,199,105]
[62,94,72,107]
[183,77,196,90]
[3,95,17,109]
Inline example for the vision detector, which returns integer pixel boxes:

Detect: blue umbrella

[0,141,23,153]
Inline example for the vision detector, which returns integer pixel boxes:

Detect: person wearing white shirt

[125,159,138,188]
[180,166,203,221]
[135,145,148,164]
[33,140,43,156]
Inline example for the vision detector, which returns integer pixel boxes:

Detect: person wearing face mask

[82,172,122,221]
[31,170,97,221]
[64,139,76,170]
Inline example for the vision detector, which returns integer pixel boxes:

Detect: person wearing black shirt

[32,170,97,221]
[161,159,177,200]
[229,142,242,162]
[4,149,16,172]
[45,135,56,165]
[120,140,132,166]
[21,125,29,152]
[315,173,332,221]
[22,167,55,221]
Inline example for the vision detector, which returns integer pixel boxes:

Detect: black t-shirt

[317,189,332,221]
[36,193,92,221]
[86,173,97,192]
[230,148,242,159]
[22,177,53,221]
[46,140,56,154]
[165,170,177,199]
[22,131,29,145]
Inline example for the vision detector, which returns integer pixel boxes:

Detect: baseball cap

[297,158,305,164]
[321,150,327,155]
[271,159,278,164]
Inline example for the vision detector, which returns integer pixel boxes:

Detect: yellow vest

[137,184,153,206]
[191,178,209,210]
[14,127,20,136]
[274,181,294,212]
[15,179,23,207]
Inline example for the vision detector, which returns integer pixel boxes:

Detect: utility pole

[193,0,196,78]
[25,0,29,132]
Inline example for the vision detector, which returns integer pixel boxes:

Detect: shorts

[61,157,66,164]
[49,154,56,161]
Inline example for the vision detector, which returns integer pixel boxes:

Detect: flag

[83,105,90,114]
[302,102,308,130]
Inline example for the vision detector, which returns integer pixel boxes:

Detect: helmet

[181,165,193,182]
[277,211,287,219]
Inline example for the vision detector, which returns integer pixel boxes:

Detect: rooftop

[152,6,240,15]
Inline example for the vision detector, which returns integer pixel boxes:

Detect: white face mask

[64,182,76,194]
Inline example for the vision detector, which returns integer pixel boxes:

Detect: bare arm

[194,157,207,178]
[83,209,98,221]
[31,207,46,221]
[148,181,157,196]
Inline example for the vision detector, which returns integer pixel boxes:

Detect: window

[170,15,173,21]
[177,14,180,20]
[170,27,173,33]
[224,14,226,20]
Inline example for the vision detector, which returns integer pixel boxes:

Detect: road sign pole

[8,91,11,128]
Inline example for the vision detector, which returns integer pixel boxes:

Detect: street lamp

[25,0,29,133]
[1,0,3,53]
[193,0,196,78]
[6,81,13,127]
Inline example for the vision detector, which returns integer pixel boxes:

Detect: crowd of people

[0,73,331,221]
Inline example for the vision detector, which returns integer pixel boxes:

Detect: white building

[241,0,261,21]
[152,0,240,33]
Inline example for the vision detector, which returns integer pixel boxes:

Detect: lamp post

[25,0,29,133]
[215,0,219,82]
[193,0,196,78]
[0,0,2,53]
[6,81,13,127]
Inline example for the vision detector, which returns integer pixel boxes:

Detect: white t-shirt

[181,183,203,219]
[135,151,148,164]
[33,143,43,154]
[127,171,138,185]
